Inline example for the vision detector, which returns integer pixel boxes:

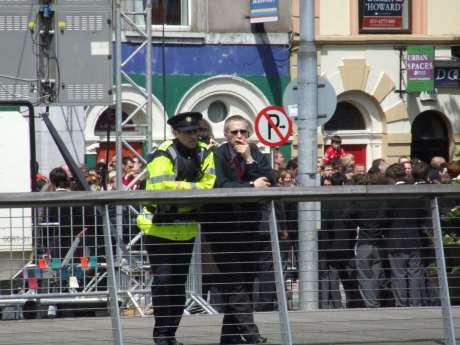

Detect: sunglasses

[180,129,200,135]
[229,129,248,135]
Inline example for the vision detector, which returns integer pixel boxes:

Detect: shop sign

[435,66,460,88]
[249,0,278,24]
[406,46,434,93]
[360,0,410,32]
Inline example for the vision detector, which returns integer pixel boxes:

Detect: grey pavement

[0,307,459,345]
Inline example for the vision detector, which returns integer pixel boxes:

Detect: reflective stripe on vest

[136,212,198,241]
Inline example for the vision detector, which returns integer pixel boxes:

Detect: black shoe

[154,339,170,345]
[220,335,245,345]
[154,337,183,345]
[169,338,184,345]
[243,335,268,344]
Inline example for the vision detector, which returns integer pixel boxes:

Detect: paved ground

[0,307,459,345]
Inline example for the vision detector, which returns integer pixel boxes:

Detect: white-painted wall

[36,106,86,176]
[319,0,350,36]
[0,111,31,254]
[320,45,460,134]
[427,0,460,35]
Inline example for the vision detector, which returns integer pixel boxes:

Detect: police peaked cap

[167,112,203,131]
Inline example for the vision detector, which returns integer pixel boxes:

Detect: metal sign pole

[115,0,124,278]
[145,0,153,154]
[297,0,319,310]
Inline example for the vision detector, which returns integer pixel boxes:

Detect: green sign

[406,46,434,93]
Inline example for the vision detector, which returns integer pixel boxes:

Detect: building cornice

[124,31,290,45]
[313,34,460,45]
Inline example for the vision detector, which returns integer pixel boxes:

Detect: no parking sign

[254,106,292,148]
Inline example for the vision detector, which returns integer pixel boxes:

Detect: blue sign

[435,66,460,88]
[250,0,279,24]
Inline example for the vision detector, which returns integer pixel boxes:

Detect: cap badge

[186,116,192,123]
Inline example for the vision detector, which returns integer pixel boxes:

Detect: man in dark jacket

[321,172,361,308]
[342,173,389,308]
[205,115,275,345]
[385,163,429,307]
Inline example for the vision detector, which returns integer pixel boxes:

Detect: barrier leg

[102,204,124,345]
[431,197,456,345]
[185,229,218,315]
[269,201,293,345]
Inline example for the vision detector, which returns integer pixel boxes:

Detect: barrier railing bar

[269,201,293,345]
[431,197,457,345]
[1,184,459,208]
[102,204,124,345]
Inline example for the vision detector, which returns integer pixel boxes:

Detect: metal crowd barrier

[0,185,458,345]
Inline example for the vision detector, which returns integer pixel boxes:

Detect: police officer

[137,112,216,345]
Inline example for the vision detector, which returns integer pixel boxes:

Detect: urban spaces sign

[406,46,434,93]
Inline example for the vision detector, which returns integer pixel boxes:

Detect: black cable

[161,0,167,140]
[33,3,60,103]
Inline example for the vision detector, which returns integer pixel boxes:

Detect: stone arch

[85,84,170,152]
[175,75,270,141]
[332,58,409,127]
[322,90,385,166]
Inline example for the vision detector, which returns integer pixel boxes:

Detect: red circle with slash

[254,105,292,147]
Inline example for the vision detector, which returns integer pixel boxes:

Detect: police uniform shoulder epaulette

[148,140,175,163]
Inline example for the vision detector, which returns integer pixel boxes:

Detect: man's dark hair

[122,156,133,166]
[367,172,388,185]
[331,172,347,185]
[331,135,342,144]
[448,161,460,179]
[348,173,367,185]
[286,158,298,171]
[49,167,70,189]
[385,163,406,183]
[412,161,430,182]
[368,158,385,174]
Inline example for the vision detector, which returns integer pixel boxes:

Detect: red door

[342,144,366,166]
[96,143,143,163]
[324,144,367,166]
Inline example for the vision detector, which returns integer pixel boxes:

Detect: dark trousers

[211,243,261,345]
[327,258,362,308]
[355,243,384,308]
[145,235,194,342]
[254,236,276,311]
[388,249,424,307]
[318,257,334,309]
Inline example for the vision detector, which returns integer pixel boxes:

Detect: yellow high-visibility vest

[136,140,215,241]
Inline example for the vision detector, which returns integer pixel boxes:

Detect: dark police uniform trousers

[145,235,195,340]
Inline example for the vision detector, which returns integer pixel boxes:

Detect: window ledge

[314,34,460,45]
[124,30,206,44]
[124,31,290,45]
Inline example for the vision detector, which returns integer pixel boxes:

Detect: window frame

[150,0,192,31]
[324,101,367,132]
[359,0,412,34]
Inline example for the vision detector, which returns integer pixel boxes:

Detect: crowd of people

[33,117,460,345]
[35,155,146,193]
[281,135,460,311]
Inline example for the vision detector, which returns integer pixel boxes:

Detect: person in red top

[323,135,346,165]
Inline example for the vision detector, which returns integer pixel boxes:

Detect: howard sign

[360,0,408,31]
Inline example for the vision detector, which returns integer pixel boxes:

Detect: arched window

[411,110,449,163]
[95,107,136,133]
[324,102,366,131]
